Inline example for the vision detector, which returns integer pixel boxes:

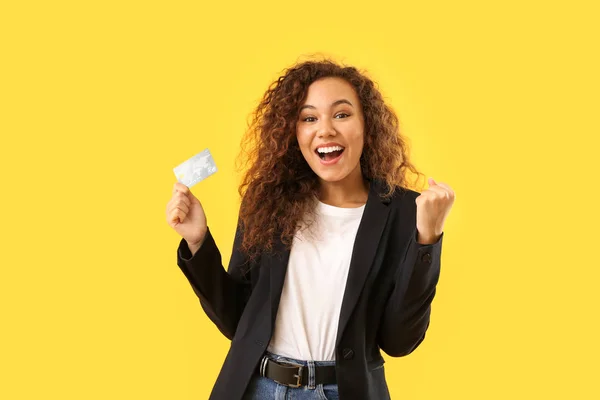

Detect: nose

[316,118,337,138]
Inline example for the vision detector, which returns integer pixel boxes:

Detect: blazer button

[421,253,432,263]
[342,348,354,360]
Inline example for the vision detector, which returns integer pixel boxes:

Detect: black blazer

[176,178,444,399]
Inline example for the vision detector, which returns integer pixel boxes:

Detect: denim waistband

[263,350,336,367]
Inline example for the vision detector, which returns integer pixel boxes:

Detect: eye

[302,116,317,122]
[335,113,350,119]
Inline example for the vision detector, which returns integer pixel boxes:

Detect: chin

[314,171,349,183]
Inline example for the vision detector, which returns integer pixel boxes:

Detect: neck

[317,169,370,208]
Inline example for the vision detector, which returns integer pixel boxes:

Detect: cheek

[296,130,312,155]
[349,133,365,155]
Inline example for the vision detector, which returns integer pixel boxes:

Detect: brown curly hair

[235,57,425,262]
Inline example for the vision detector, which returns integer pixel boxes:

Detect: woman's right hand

[166,182,208,249]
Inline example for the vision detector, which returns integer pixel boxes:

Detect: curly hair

[235,57,425,262]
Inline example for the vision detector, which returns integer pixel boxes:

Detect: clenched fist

[416,177,455,244]
[166,182,208,250]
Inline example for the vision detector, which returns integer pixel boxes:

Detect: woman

[166,58,455,399]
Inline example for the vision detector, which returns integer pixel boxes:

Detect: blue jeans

[242,351,340,400]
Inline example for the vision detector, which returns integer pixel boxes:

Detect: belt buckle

[290,365,303,388]
[274,361,303,388]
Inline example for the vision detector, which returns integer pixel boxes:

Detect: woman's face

[296,77,365,184]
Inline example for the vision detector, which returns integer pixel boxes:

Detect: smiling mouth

[316,149,345,162]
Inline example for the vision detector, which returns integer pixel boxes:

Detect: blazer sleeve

[176,216,254,341]
[377,226,443,357]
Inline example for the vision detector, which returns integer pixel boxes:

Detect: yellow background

[1,0,598,398]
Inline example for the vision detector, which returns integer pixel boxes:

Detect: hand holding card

[167,149,216,252]
[166,182,208,252]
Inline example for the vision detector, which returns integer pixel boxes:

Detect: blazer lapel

[335,178,391,346]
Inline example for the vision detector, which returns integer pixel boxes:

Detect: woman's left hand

[415,177,455,244]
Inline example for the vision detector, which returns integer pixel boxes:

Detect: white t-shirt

[267,198,366,361]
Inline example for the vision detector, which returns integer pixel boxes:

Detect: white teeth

[317,145,344,154]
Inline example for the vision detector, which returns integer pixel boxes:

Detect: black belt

[257,356,337,388]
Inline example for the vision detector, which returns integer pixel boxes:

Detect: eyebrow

[299,99,354,112]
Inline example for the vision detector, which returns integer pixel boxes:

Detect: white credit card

[173,148,218,188]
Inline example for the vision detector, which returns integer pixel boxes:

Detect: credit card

[173,148,218,188]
